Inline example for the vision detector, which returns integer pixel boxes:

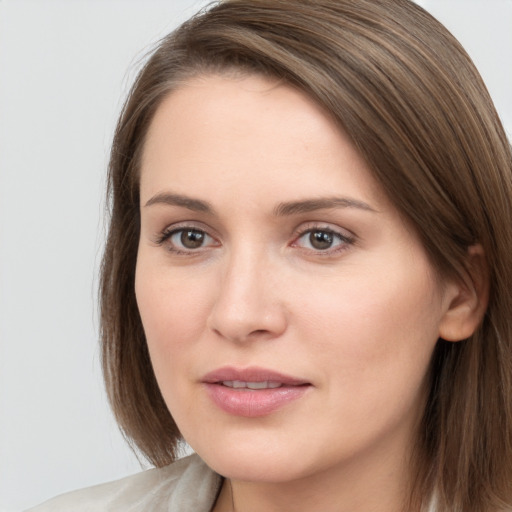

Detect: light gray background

[1,1,511,511]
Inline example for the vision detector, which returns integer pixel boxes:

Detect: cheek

[135,264,216,426]
[135,262,213,380]
[298,262,442,393]
[286,267,441,461]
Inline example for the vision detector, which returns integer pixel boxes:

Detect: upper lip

[202,366,310,386]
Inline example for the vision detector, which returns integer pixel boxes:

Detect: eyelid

[154,221,220,253]
[290,222,356,253]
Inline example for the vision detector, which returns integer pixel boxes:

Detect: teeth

[222,380,282,389]
[246,381,271,390]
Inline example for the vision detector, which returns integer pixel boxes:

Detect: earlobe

[438,244,489,342]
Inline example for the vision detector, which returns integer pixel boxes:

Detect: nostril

[250,329,269,336]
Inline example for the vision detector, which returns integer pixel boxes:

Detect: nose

[207,249,288,343]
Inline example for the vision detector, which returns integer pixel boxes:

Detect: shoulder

[25,453,222,512]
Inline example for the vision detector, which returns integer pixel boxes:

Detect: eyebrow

[273,197,376,216]
[144,192,376,216]
[144,192,214,213]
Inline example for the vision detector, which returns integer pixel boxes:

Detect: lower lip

[204,383,310,417]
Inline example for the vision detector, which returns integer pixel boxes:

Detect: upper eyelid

[160,221,218,238]
[292,221,355,239]
[161,225,215,240]
[152,222,211,245]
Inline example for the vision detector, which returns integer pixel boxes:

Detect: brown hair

[100,0,512,510]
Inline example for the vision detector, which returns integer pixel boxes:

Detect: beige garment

[25,453,222,512]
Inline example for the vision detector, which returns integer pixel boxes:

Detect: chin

[187,433,288,480]
[201,450,300,482]
[190,429,329,484]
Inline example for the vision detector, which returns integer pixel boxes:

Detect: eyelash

[154,224,355,256]
[291,225,355,255]
[155,225,219,255]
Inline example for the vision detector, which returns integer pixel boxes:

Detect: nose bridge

[207,243,286,342]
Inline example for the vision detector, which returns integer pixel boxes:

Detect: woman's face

[136,74,456,484]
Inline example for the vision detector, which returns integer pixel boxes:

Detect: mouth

[220,380,284,390]
[202,366,310,387]
[202,366,311,417]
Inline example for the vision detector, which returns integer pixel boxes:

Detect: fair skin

[135,74,476,512]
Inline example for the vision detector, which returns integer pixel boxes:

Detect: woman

[28,0,512,511]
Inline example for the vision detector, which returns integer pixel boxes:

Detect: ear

[438,244,489,342]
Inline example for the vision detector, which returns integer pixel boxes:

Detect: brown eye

[180,229,206,249]
[162,228,217,253]
[309,230,334,250]
[294,227,353,254]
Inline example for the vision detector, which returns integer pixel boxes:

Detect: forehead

[142,73,342,161]
[139,73,385,211]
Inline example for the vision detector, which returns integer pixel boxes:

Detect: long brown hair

[100,1,512,509]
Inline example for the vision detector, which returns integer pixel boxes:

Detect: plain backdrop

[0,1,511,511]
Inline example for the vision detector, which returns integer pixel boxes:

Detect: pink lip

[202,366,311,417]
